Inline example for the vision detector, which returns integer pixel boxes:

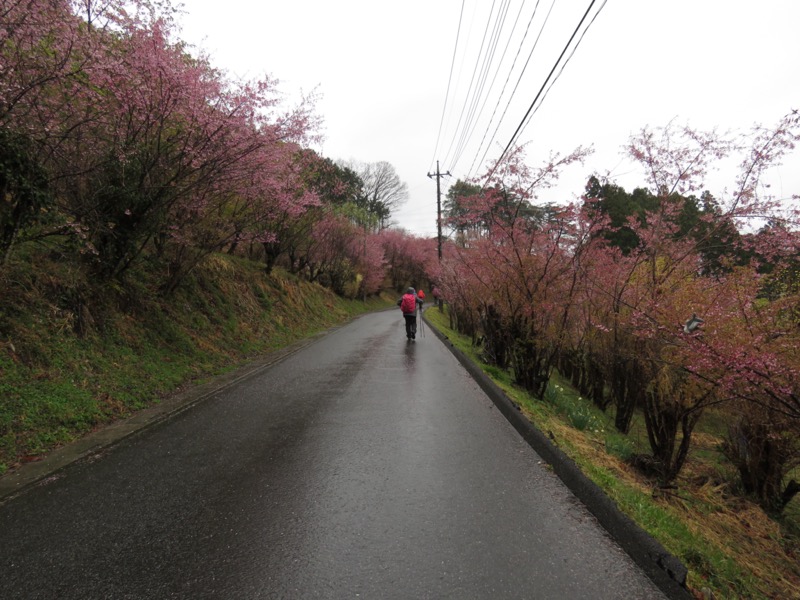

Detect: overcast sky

[178,1,800,237]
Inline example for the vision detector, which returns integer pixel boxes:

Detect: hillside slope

[0,251,391,474]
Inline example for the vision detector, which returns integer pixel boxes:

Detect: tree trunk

[611,355,641,434]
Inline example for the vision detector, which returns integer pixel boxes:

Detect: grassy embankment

[425,306,799,600]
[0,250,393,475]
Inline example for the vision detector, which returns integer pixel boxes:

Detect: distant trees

[445,178,567,245]
[380,228,437,292]
[338,160,408,230]
[443,179,481,240]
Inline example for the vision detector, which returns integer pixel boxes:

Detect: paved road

[0,310,666,599]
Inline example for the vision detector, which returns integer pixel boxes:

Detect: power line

[441,0,500,168]
[434,0,607,187]
[515,0,608,142]
[466,0,551,179]
[448,0,513,173]
[486,0,600,182]
[428,0,466,173]
[452,1,525,173]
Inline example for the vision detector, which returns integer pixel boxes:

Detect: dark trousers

[403,314,417,338]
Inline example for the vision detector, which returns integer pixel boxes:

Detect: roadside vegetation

[0,249,393,474]
[426,307,799,600]
[429,119,800,599]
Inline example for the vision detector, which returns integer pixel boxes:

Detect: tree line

[433,118,800,513]
[0,0,421,311]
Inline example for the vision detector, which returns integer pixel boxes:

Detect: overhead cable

[486,0,599,183]
[448,0,513,173]
[466,0,550,179]
[449,0,527,175]
[515,0,608,141]
[441,0,500,169]
[428,0,466,173]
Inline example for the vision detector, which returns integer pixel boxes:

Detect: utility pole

[427,161,450,261]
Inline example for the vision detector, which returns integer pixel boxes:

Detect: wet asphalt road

[0,310,665,599]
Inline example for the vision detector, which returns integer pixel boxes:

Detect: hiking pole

[419,306,425,338]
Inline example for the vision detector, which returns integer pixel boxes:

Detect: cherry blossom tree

[379,228,435,292]
[435,112,798,493]
[436,143,591,395]
[0,0,93,261]
[576,113,800,487]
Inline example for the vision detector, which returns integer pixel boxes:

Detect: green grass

[542,381,605,433]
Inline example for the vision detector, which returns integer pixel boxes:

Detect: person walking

[397,287,420,340]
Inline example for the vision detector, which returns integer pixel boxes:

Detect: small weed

[567,403,601,432]
[543,382,559,405]
[482,364,505,379]
[542,382,604,433]
[605,434,635,461]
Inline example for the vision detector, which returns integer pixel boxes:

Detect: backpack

[400,293,416,314]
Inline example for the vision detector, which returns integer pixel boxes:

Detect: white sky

[178,0,800,237]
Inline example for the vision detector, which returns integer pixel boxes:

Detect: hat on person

[407,287,415,294]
